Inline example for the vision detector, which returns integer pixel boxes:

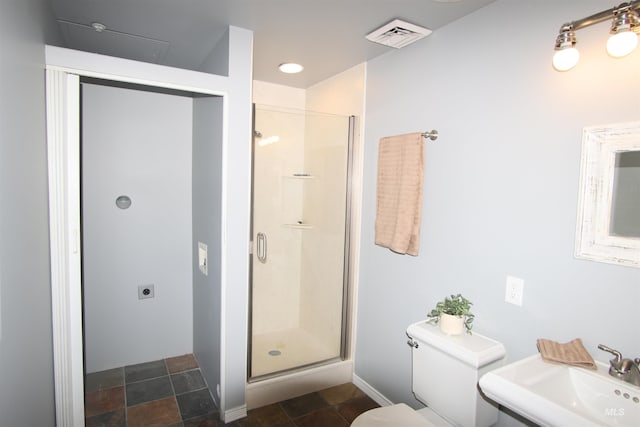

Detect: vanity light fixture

[552,0,640,71]
[278,62,304,74]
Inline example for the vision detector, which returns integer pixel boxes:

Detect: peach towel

[375,132,424,256]
[536,338,596,370]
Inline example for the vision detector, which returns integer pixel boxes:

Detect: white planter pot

[439,313,464,335]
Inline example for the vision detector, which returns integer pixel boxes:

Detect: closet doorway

[46,67,230,425]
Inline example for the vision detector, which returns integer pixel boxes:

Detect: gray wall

[355,0,640,425]
[192,96,224,407]
[218,27,253,415]
[199,28,230,77]
[82,83,194,372]
[0,0,58,425]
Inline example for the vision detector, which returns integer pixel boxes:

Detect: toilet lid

[351,403,436,427]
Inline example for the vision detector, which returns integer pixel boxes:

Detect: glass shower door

[249,105,352,379]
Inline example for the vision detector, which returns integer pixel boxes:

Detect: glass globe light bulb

[607,31,638,57]
[552,47,580,71]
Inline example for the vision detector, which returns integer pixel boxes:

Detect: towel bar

[422,130,438,141]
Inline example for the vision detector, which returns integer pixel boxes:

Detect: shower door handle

[256,232,267,263]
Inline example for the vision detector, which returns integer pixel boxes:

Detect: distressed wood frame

[575,121,640,268]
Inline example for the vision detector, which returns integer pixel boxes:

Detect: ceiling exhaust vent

[366,19,432,49]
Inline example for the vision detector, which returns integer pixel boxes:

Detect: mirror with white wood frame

[575,121,640,268]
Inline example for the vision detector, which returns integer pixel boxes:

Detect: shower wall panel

[252,107,305,335]
[299,113,349,354]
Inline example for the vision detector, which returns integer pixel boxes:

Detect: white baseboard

[352,373,393,407]
[223,404,247,423]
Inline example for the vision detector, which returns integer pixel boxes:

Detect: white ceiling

[49,0,496,88]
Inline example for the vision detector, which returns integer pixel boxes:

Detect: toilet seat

[351,403,436,427]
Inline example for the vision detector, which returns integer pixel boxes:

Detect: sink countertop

[479,354,640,427]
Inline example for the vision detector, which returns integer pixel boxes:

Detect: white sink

[479,354,640,426]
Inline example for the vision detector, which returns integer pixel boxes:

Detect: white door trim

[46,69,85,427]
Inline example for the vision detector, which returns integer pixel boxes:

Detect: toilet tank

[407,321,506,427]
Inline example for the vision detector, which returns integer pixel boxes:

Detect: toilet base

[416,406,452,427]
[351,403,452,427]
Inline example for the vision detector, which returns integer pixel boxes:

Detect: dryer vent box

[366,19,432,49]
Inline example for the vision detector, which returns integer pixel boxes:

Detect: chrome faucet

[598,344,640,387]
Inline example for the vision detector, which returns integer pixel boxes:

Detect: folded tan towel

[374,132,424,256]
[536,338,597,369]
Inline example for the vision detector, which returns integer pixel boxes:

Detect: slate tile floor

[85,354,216,427]
[85,354,378,426]
[232,383,379,427]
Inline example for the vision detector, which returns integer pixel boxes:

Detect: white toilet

[352,320,506,427]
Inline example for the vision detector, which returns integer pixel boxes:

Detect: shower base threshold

[246,359,353,410]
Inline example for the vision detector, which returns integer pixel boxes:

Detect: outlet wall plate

[138,284,155,299]
[198,241,208,276]
[505,276,524,306]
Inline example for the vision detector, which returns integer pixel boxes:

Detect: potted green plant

[427,294,474,335]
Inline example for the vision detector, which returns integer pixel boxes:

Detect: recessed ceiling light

[278,63,304,74]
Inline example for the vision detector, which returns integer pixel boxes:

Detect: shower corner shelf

[282,223,313,229]
[284,174,315,179]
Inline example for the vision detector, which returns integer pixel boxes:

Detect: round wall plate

[115,195,132,209]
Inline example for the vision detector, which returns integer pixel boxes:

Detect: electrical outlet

[138,284,155,300]
[198,242,208,276]
[505,276,524,306]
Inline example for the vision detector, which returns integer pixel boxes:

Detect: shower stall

[249,105,354,380]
